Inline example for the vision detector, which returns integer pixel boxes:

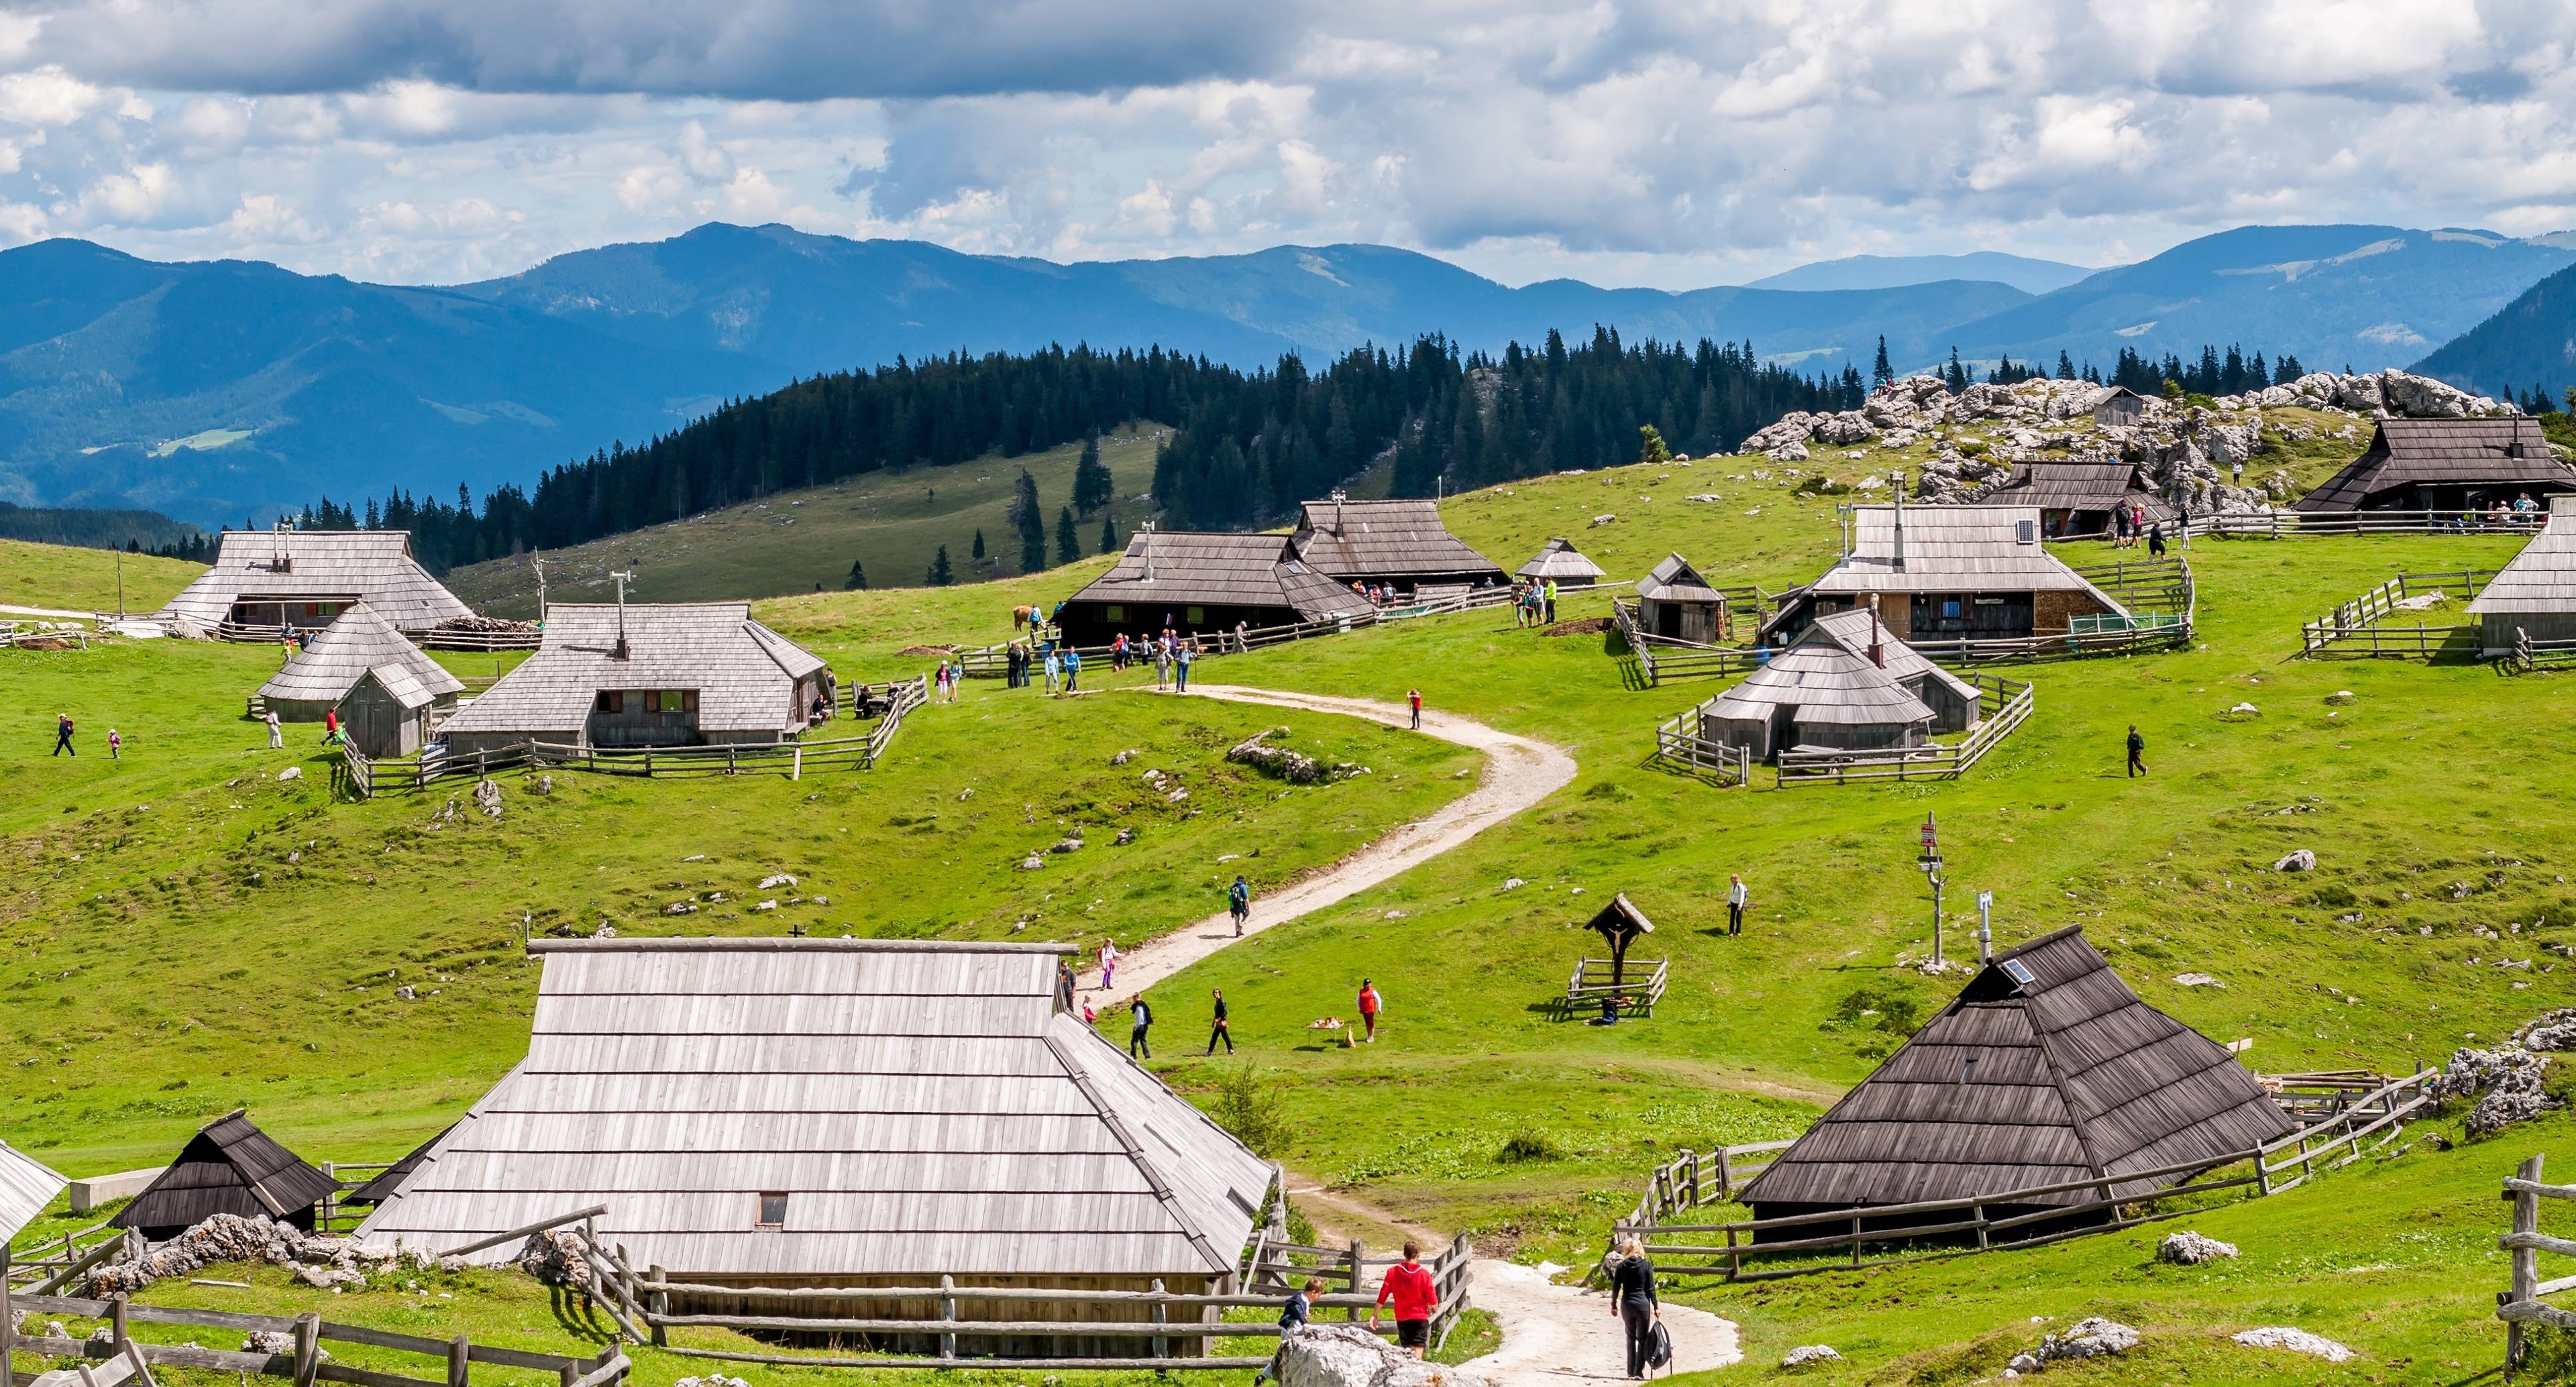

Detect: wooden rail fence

[1565,956,1669,1017]
[2510,628,2576,674]
[955,581,1579,679]
[1614,1068,2435,1282]
[1608,599,1766,686]
[2211,507,2551,539]
[1774,674,2033,787]
[2297,569,2496,657]
[2498,1153,2576,1379]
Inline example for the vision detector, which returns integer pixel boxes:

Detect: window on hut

[1187,606,1205,624]
[757,1192,788,1228]
[596,691,623,714]
[1106,604,1124,622]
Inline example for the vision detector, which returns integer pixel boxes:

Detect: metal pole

[1977,891,1993,962]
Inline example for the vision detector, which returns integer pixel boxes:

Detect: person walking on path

[1228,873,1252,935]
[107,728,121,760]
[1175,643,1194,691]
[1368,1240,1439,1359]
[323,706,339,742]
[1044,646,1062,696]
[52,712,74,757]
[1063,646,1082,694]
[1205,987,1234,1054]
[1128,995,1153,1059]
[1356,978,1382,1042]
[1726,873,1747,936]
[1253,1278,1325,1386]
[2126,724,2148,778]
[1099,937,1120,989]
[1407,688,1423,730]
[1609,1234,1661,1380]
[266,708,283,749]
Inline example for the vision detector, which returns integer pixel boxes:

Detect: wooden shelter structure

[1516,537,1607,586]
[1974,461,2173,539]
[2471,494,2576,655]
[2088,386,2148,427]
[2295,417,2573,513]
[1057,530,1375,645]
[1289,494,1506,594]
[156,528,474,638]
[1635,553,1728,643]
[1806,607,1980,732]
[1692,633,1935,763]
[254,600,464,755]
[1762,503,2126,645]
[1736,926,2291,1239]
[109,1111,337,1241]
[1567,894,1668,1017]
[1,1135,66,1239]
[435,602,829,758]
[358,938,1276,1357]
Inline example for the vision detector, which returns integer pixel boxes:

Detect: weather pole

[1976,889,1994,962]
[1917,811,1944,967]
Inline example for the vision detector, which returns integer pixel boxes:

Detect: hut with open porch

[358,937,1276,1359]
[1762,504,2126,646]
[2295,417,2574,514]
[254,600,465,756]
[1635,553,1729,644]
[1735,926,2291,1241]
[1289,494,1507,597]
[1056,530,1376,646]
[1974,461,2173,539]
[156,528,474,639]
[2,1136,66,1240]
[435,602,829,759]
[110,1111,339,1241]
[1517,537,1606,588]
[2470,494,2576,655]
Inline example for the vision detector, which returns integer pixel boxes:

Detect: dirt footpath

[1462,1259,1741,1383]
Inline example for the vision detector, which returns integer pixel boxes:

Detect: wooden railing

[2510,628,2576,673]
[1773,674,2034,787]
[414,626,542,651]
[1648,706,1754,785]
[1613,1068,2435,1282]
[1566,957,1668,1017]
[2298,569,2496,657]
[1608,599,1766,686]
[860,674,930,767]
[2,621,94,650]
[955,583,1548,678]
[2498,1154,2576,1377]
[2211,507,2551,539]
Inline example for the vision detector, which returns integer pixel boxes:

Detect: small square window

[665,690,690,713]
[1104,605,1124,622]
[596,690,623,714]
[757,1192,789,1228]
[642,690,661,713]
[1186,606,1205,624]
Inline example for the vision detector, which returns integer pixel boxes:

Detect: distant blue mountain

[2412,260,2576,404]
[1748,252,2095,296]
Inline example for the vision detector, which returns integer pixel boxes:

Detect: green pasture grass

[441,425,1167,616]
[0,537,202,615]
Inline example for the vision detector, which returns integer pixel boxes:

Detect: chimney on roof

[1329,488,1347,535]
[1867,594,1885,669]
[1890,492,1906,572]
[608,569,635,660]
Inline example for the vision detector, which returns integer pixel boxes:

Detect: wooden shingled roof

[1698,634,1935,728]
[1806,608,1980,707]
[1738,927,2291,1211]
[344,1125,455,1205]
[158,530,475,632]
[437,603,826,738]
[1517,537,1607,581]
[1807,505,2127,608]
[1069,531,1377,622]
[256,600,466,708]
[111,1111,339,1235]
[1,1135,66,1238]
[1637,553,1723,604]
[1978,462,2173,520]
[358,938,1275,1278]
[2471,496,2576,615]
[1291,498,1504,581]
[2297,417,2571,512]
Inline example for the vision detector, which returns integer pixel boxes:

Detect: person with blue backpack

[1228,873,1252,936]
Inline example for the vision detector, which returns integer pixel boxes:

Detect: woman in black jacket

[1609,1235,1660,1378]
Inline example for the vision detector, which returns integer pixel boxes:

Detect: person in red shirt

[1356,979,1381,1043]
[1368,1239,1438,1357]
[1406,687,1422,730]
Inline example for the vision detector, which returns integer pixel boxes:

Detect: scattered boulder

[394,985,416,1001]
[1019,855,1046,871]
[2157,1231,2239,1264]
[2174,973,2222,989]
[1589,513,1617,526]
[292,1266,366,1290]
[2434,1043,2560,1135]
[2034,1317,2140,1366]
[1228,728,1360,784]
[531,774,553,795]
[515,1229,592,1286]
[753,899,777,911]
[1780,1343,1843,1367]
[83,1213,399,1298]
[474,778,502,818]
[277,766,303,782]
[672,1377,751,1387]
[759,873,797,889]
[2006,1352,2040,1376]
[2231,1327,2353,1362]
[1114,827,1136,845]
[2273,850,2316,873]
[1052,838,1084,854]
[665,902,697,916]
[242,1331,301,1357]
[1113,748,1136,765]
[2522,1009,2576,1051]
[2325,690,2356,706]
[1273,1323,1491,1387]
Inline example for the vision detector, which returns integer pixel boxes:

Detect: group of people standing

[1511,578,1561,628]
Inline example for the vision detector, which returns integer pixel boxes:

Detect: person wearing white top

[1727,874,1748,936]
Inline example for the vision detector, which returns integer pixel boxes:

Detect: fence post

[447,1333,470,1387]
[940,1273,957,1361]
[648,1266,668,1348]
[1,1240,14,1375]
[292,1312,321,1387]
[2511,1154,2544,1375]
[110,1294,127,1349]
[1348,1240,1366,1319]
[1151,1277,1169,1359]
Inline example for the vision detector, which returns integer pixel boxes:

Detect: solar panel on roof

[2000,958,2036,986]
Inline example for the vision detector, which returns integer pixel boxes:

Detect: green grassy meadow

[7,408,2575,1383]
[0,537,202,615]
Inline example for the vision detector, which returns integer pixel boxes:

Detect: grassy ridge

[0,536,201,614]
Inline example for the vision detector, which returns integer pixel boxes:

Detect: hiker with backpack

[1611,1234,1662,1379]
[1228,874,1252,935]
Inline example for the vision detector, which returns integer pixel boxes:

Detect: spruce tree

[928,545,954,586]
[1098,508,1120,553]
[1945,347,1967,393]
[1012,469,1045,572]
[973,529,985,560]
[1638,424,1672,467]
[845,559,867,590]
[1071,431,1113,516]
[1055,506,1079,565]
[2055,350,2075,380]
[1872,336,1894,390]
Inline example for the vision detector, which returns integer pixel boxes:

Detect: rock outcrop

[2156,1231,2239,1264]
[1229,728,1361,784]
[1275,1323,1491,1387]
[2434,1042,2560,1136]
[82,1214,407,1297]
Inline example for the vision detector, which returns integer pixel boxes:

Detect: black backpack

[1646,1320,1672,1371]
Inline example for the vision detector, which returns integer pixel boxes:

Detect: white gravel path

[1462,1260,1741,1384]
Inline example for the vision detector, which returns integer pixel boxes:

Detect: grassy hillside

[0,537,201,614]
[442,425,1167,616]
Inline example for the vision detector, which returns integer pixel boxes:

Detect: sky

[0,0,2571,289]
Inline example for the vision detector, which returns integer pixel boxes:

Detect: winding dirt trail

[1091,683,1576,1007]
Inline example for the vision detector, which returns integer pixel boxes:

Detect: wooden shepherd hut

[111,1111,339,1241]
[1289,494,1507,594]
[2469,493,2576,655]
[255,600,465,755]
[156,529,474,639]
[1,1135,67,1239]
[2294,417,2574,513]
[434,602,829,758]
[1635,553,1727,644]
[1517,537,1607,586]
[1805,606,1982,733]
[1974,461,2173,539]
[1693,633,1935,763]
[1737,926,2291,1239]
[2088,386,2148,427]
[358,938,1276,1357]
[1762,503,2125,645]
[1057,529,1376,645]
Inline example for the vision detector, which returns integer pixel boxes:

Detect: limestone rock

[514,1229,592,1287]
[2174,973,2222,989]
[1589,513,1617,526]
[1019,854,1046,871]
[2436,1043,2559,1135]
[1275,1323,1491,1387]
[759,873,798,889]
[1052,838,1084,853]
[277,766,303,782]
[672,1377,753,1387]
[2273,850,2315,873]
[2520,1009,2576,1051]
[1115,827,1136,845]
[1780,1343,1843,1366]
[2035,1317,2139,1365]
[1112,748,1135,765]
[1229,728,1359,785]
[474,778,502,818]
[2231,1327,2353,1361]
[2157,1231,2239,1264]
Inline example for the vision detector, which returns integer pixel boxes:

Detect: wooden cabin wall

[672,1270,1226,1358]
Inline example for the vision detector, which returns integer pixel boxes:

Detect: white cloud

[0,64,109,125]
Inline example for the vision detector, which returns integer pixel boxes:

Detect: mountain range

[3,221,2572,526]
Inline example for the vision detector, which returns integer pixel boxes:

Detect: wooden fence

[1607,600,1765,686]
[1611,1068,2435,1282]
[2511,628,2576,674]
[2297,569,2496,657]
[954,581,1571,679]
[2210,507,2551,539]
[1648,706,1754,785]
[1772,674,2035,787]
[1565,957,1669,1017]
[2498,1153,2576,1378]
[2,622,93,651]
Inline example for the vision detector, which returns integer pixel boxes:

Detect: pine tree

[1945,347,1967,393]
[927,545,954,586]
[1638,424,1672,467]
[845,559,867,590]
[1872,336,1894,390]
[1012,469,1045,572]
[2055,351,2075,380]
[1054,506,1079,565]
[1071,431,1113,516]
[1098,508,1120,553]
[972,529,985,560]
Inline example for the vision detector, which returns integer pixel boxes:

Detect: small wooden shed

[1737,926,2291,1238]
[2089,386,2148,427]
[1805,607,1982,734]
[2470,494,2576,654]
[1695,634,1935,762]
[111,1111,339,1241]
[256,599,464,756]
[1517,538,1607,586]
[436,603,830,757]
[1,1135,67,1239]
[1636,553,1727,644]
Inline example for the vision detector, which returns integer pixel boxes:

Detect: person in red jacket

[1356,979,1382,1043]
[1368,1239,1439,1357]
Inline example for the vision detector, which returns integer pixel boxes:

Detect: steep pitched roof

[1636,553,1723,604]
[157,531,475,631]
[1807,506,2127,609]
[345,1125,455,1205]
[437,603,825,738]
[358,939,1273,1278]
[111,1111,339,1234]
[1583,894,1656,953]
[1739,927,2291,1211]
[1517,537,1607,581]
[256,601,466,707]
[2296,417,2571,511]
[2471,496,2576,615]
[1,1136,66,1238]
[1806,608,1981,707]
[1068,531,1377,623]
[1698,634,1935,728]
[1978,462,2173,520]
[1291,498,1503,581]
